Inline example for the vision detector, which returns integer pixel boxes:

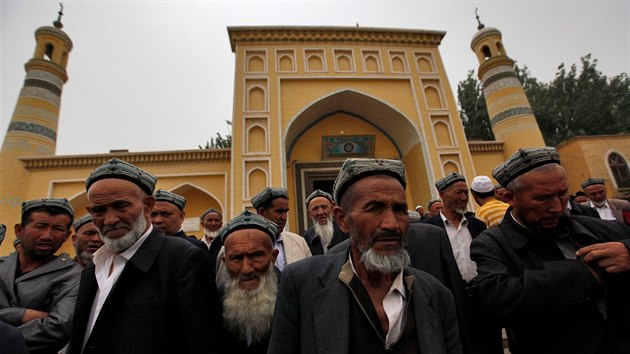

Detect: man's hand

[576,242,630,274]
[22,309,48,323]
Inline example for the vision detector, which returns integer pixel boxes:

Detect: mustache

[100,222,129,236]
[370,229,403,244]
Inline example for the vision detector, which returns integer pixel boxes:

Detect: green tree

[199,120,232,149]
[457,70,494,140]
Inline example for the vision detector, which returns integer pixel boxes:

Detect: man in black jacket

[472,147,630,354]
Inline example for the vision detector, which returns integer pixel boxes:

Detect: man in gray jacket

[268,158,461,354]
[0,198,81,354]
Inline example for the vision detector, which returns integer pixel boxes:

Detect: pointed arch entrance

[285,89,426,233]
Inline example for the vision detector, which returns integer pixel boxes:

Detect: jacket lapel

[312,252,351,354]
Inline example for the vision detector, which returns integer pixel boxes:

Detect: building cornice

[478,56,514,80]
[227,26,446,52]
[25,59,69,82]
[556,134,630,148]
[19,148,232,170]
[468,140,504,153]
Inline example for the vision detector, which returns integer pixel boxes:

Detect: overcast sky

[1,0,628,155]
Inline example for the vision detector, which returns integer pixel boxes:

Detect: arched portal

[284,89,426,233]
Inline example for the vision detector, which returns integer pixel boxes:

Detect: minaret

[0,5,72,253]
[1,4,72,155]
[470,10,545,157]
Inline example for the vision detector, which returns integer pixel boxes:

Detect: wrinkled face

[223,229,278,291]
[506,165,569,231]
[307,197,333,225]
[16,211,71,261]
[428,201,443,217]
[440,181,469,213]
[202,212,223,232]
[336,175,409,256]
[259,198,289,232]
[87,179,153,241]
[151,201,184,236]
[583,184,607,204]
[73,222,104,258]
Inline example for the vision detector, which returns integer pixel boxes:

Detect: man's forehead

[29,211,72,223]
[225,228,274,247]
[88,177,144,197]
[153,200,180,211]
[203,212,222,220]
[308,196,332,207]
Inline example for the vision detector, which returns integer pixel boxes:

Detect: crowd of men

[1,148,629,354]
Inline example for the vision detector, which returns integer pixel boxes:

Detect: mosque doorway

[294,162,342,234]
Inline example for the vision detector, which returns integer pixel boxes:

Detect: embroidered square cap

[154,189,187,210]
[251,187,288,209]
[492,147,561,188]
[86,158,157,195]
[200,207,222,221]
[0,224,5,246]
[581,178,605,189]
[72,214,93,232]
[427,199,441,209]
[332,158,406,203]
[471,175,494,193]
[305,189,334,206]
[220,209,278,243]
[435,172,466,192]
[22,198,74,219]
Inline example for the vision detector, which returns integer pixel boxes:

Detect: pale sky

[1,0,628,155]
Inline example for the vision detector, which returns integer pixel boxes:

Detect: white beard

[99,212,147,253]
[312,217,334,249]
[222,267,278,345]
[204,229,220,240]
[361,246,411,274]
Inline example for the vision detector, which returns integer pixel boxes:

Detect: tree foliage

[457,70,494,140]
[199,120,232,149]
[458,54,630,146]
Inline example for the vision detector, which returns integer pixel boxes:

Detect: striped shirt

[475,199,509,227]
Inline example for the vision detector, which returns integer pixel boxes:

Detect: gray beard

[223,267,278,344]
[312,217,334,249]
[204,229,220,240]
[77,249,93,264]
[361,246,411,274]
[99,213,147,253]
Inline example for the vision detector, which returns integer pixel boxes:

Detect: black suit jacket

[419,213,502,354]
[302,220,348,255]
[329,223,502,354]
[68,229,222,354]
[422,212,487,238]
[569,200,601,218]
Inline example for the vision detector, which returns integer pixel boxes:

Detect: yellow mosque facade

[2,17,629,256]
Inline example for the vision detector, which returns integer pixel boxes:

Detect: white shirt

[440,212,478,282]
[274,233,286,271]
[589,200,616,220]
[82,225,153,348]
[349,254,406,348]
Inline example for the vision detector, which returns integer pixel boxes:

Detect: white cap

[471,175,494,193]
[415,205,423,210]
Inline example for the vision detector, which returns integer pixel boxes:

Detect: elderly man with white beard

[67,158,222,354]
[302,189,348,255]
[219,209,280,354]
[200,207,225,276]
[268,158,462,354]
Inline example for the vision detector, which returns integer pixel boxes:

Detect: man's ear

[503,191,515,207]
[333,206,350,233]
[271,248,279,263]
[143,195,156,216]
[14,224,23,239]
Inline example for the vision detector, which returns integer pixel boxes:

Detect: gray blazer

[267,249,462,354]
[0,252,81,353]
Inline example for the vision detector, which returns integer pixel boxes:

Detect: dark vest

[347,276,419,353]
